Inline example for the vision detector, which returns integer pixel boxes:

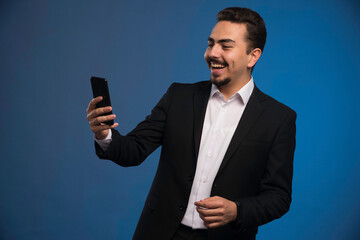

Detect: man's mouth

[209,61,227,76]
[210,61,226,69]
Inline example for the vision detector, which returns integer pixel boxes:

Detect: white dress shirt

[181,78,254,229]
[95,127,112,150]
[95,78,255,229]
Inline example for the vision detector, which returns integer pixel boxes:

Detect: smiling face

[205,21,260,89]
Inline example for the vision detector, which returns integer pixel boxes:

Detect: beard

[210,76,231,87]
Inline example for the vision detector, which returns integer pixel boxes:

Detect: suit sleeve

[233,110,297,230]
[95,83,176,167]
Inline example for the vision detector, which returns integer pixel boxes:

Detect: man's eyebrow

[207,37,235,44]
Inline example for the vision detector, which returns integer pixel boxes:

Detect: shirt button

[207,153,212,158]
[202,177,207,183]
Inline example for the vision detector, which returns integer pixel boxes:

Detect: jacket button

[179,205,185,211]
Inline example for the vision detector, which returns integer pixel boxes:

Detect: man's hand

[86,96,118,140]
[195,196,237,228]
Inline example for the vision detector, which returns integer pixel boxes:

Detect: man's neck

[218,74,252,101]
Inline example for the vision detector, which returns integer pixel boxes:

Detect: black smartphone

[90,76,114,125]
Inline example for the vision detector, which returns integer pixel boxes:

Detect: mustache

[208,58,227,66]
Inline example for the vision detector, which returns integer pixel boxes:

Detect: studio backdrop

[0,0,359,239]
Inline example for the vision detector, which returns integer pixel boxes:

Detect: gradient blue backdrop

[1,0,359,239]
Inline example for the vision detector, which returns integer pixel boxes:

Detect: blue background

[1,0,359,239]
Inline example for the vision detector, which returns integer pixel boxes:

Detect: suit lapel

[193,82,212,160]
[217,86,266,173]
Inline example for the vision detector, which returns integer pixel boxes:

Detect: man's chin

[210,76,231,87]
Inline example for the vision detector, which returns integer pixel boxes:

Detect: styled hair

[217,7,267,54]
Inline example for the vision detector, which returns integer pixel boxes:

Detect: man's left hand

[195,196,237,228]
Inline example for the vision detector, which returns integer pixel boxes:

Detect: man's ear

[247,48,262,68]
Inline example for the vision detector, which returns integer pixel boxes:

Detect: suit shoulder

[257,88,297,117]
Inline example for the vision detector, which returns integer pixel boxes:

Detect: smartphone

[90,76,114,125]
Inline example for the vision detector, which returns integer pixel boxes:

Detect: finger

[198,214,222,228]
[89,114,116,126]
[196,207,223,216]
[195,200,224,209]
[86,96,103,114]
[109,122,119,129]
[91,122,118,133]
[202,216,223,224]
[201,196,222,202]
[87,106,112,121]
[197,211,222,224]
[91,124,111,133]
[194,196,221,207]
[205,222,223,229]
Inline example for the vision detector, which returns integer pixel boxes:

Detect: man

[86,7,296,240]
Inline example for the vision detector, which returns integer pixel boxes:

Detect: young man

[87,7,296,240]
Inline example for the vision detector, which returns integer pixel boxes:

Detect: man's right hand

[86,96,118,140]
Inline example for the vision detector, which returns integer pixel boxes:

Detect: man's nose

[209,45,221,58]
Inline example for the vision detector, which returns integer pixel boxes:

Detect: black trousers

[171,224,208,240]
[171,224,257,240]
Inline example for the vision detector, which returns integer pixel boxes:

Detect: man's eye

[208,44,214,47]
[222,45,232,49]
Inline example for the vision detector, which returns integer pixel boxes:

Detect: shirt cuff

[94,130,112,150]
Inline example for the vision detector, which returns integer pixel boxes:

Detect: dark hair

[217,7,267,54]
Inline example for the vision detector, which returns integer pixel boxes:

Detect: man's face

[204,21,253,87]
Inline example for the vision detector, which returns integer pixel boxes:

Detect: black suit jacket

[96,81,297,240]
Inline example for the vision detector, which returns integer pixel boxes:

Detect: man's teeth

[211,62,225,68]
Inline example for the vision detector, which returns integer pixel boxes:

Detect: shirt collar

[210,76,254,105]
